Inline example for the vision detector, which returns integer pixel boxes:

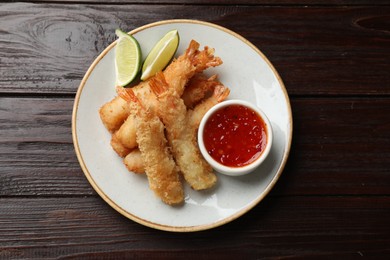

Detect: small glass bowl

[198,100,273,176]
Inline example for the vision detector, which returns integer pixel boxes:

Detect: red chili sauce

[203,104,267,167]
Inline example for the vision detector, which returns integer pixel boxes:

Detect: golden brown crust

[123,149,145,174]
[99,96,129,133]
[110,134,131,158]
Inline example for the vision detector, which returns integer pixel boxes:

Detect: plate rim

[72,19,293,232]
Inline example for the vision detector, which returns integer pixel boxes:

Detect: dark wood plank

[274,97,390,196]
[0,97,95,196]
[0,97,76,169]
[0,196,388,258]
[1,97,389,196]
[9,0,390,5]
[0,4,389,95]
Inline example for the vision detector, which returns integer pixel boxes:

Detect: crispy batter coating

[100,40,228,205]
[150,72,217,190]
[99,96,129,133]
[123,148,145,174]
[118,87,184,205]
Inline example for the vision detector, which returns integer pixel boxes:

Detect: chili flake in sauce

[203,104,267,167]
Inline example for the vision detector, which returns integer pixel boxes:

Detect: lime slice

[141,30,179,81]
[115,29,142,87]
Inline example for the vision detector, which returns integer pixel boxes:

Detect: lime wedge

[115,29,142,87]
[141,30,179,81]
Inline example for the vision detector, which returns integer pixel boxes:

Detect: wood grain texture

[0,196,388,258]
[0,3,389,95]
[278,97,390,196]
[1,97,389,196]
[0,97,94,196]
[6,0,390,5]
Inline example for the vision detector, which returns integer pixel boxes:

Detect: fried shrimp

[182,74,221,108]
[122,83,231,174]
[99,40,222,133]
[150,72,217,190]
[117,78,231,172]
[111,73,220,155]
[99,96,130,133]
[112,114,137,152]
[99,40,230,206]
[164,40,222,97]
[123,148,145,174]
[117,86,184,205]
[186,84,231,130]
[110,133,132,158]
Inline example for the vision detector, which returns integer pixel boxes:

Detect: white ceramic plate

[72,19,292,232]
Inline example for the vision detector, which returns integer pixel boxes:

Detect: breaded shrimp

[112,114,137,150]
[111,73,224,154]
[123,148,145,174]
[100,40,222,133]
[117,86,184,205]
[164,40,222,97]
[122,83,230,173]
[99,96,130,133]
[131,40,222,111]
[110,133,132,158]
[150,72,216,190]
[182,74,221,108]
[186,84,231,130]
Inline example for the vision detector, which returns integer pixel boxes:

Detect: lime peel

[115,29,142,87]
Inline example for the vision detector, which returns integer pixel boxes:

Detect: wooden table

[1,0,389,258]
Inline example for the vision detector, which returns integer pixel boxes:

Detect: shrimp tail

[116,86,136,102]
[213,85,231,102]
[207,74,218,82]
[184,40,222,72]
[193,46,223,72]
[116,86,146,110]
[149,72,169,97]
[185,40,200,60]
